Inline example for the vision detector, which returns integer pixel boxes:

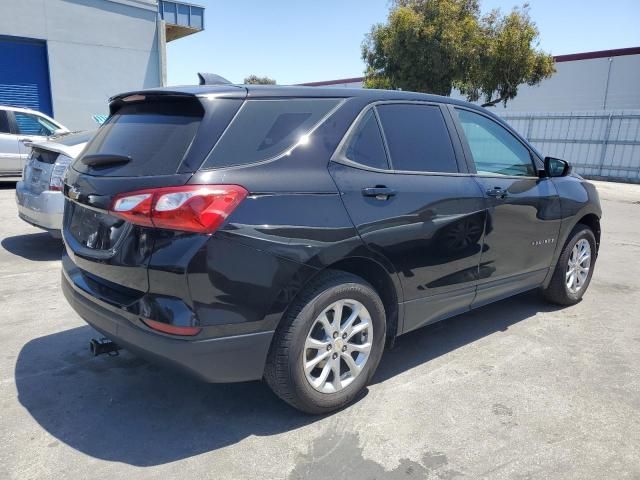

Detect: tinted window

[203,98,340,169]
[56,130,96,147]
[78,101,202,176]
[0,111,9,134]
[343,109,388,169]
[376,104,457,173]
[14,112,57,136]
[456,109,535,177]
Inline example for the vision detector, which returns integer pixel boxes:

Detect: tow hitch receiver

[89,338,121,356]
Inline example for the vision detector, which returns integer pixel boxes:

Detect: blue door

[0,36,53,116]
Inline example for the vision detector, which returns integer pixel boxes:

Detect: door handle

[19,137,35,143]
[362,186,396,200]
[486,187,508,199]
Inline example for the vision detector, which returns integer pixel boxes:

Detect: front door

[330,102,486,334]
[451,107,562,306]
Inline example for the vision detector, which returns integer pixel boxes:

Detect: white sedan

[0,105,69,178]
[15,130,94,238]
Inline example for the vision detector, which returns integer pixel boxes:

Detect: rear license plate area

[31,167,42,183]
[65,201,129,251]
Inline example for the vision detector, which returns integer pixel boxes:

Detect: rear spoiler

[108,86,247,116]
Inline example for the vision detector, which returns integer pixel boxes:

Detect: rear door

[450,107,562,306]
[0,110,21,175]
[330,102,487,334]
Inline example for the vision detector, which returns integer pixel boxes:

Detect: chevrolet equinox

[61,85,602,414]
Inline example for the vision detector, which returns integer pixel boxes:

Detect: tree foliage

[362,0,555,106]
[244,75,277,85]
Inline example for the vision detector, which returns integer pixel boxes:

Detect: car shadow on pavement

[1,233,63,261]
[373,290,559,384]
[15,325,319,467]
[15,291,561,466]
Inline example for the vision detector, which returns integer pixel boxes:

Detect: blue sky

[166,0,640,86]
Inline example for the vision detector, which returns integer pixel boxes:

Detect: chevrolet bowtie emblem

[68,185,80,200]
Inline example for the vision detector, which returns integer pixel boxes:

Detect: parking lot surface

[1,180,639,480]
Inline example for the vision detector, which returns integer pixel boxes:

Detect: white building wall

[605,55,640,110]
[449,54,640,112]
[0,0,161,129]
[311,53,640,113]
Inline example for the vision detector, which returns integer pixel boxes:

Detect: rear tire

[542,224,597,305]
[264,270,386,414]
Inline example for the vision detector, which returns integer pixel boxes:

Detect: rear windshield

[74,100,202,176]
[201,98,341,169]
[55,130,97,146]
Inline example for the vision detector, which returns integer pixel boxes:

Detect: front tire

[264,271,386,414]
[542,224,597,305]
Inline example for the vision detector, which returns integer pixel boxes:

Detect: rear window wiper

[80,154,131,167]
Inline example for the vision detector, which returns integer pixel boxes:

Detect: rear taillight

[110,185,248,233]
[49,154,73,191]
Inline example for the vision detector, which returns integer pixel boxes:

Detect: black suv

[62,85,601,413]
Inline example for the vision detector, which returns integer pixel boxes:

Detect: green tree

[362,0,554,106]
[244,75,276,85]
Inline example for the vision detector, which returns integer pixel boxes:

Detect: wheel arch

[576,213,601,252]
[278,255,403,342]
[325,256,402,341]
[543,209,601,289]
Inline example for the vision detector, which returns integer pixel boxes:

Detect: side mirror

[51,128,68,137]
[544,157,571,177]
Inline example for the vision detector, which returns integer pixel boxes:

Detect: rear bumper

[62,265,274,383]
[15,181,64,232]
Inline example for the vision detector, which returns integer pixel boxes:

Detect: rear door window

[202,98,341,169]
[342,109,389,170]
[75,100,203,176]
[376,104,458,173]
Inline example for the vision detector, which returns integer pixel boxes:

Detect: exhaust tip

[89,338,98,356]
[89,338,120,356]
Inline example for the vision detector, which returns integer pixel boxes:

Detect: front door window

[455,109,536,177]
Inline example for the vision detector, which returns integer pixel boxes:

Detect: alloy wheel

[566,238,591,293]
[303,299,373,394]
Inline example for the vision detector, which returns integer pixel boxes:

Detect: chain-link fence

[500,111,640,183]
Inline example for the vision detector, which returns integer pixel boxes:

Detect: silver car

[15,130,94,237]
[0,106,69,178]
